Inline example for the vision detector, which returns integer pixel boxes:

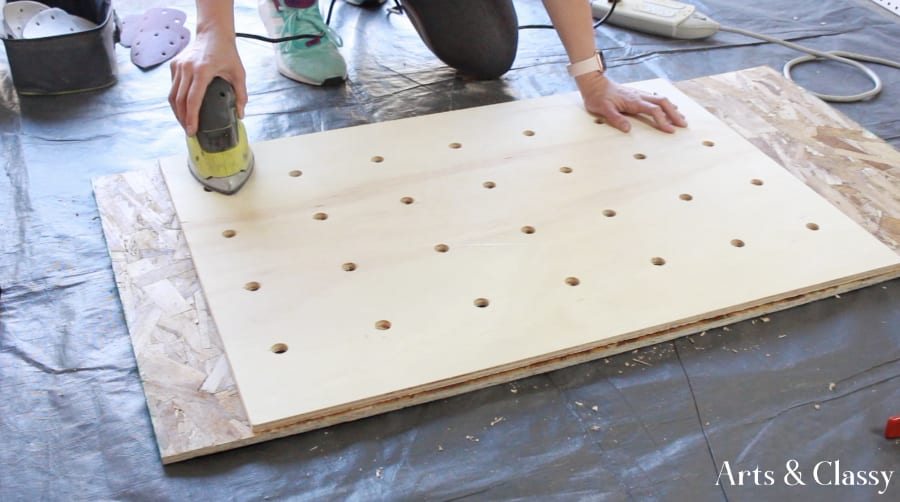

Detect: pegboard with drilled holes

[870,0,900,17]
[160,79,900,432]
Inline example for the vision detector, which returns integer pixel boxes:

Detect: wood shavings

[829,382,836,391]
[590,425,601,431]
[814,404,821,410]
[376,467,384,479]
[632,358,651,367]
[778,334,787,338]
[465,435,479,443]
[490,416,506,427]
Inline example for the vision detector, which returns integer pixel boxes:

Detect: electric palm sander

[187,77,254,194]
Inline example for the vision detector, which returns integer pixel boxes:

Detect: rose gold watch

[566,51,606,77]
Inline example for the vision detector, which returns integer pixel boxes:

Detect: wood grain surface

[93,66,900,463]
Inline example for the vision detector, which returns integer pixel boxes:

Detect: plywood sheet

[95,67,900,463]
[158,78,900,432]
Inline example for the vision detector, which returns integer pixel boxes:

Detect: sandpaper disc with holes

[22,7,95,38]
[121,7,190,69]
[3,0,48,38]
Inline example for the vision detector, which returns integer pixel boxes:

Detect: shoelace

[278,1,343,51]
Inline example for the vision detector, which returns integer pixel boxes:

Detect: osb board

[158,77,898,431]
[92,66,900,463]
[677,67,900,251]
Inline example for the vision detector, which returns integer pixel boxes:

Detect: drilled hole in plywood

[559,166,573,174]
[702,140,715,147]
[342,262,357,272]
[523,130,535,136]
[633,153,647,160]
[651,257,666,266]
[449,142,462,149]
[521,226,536,234]
[289,170,302,177]
[313,212,328,220]
[679,194,693,201]
[434,244,449,253]
[807,222,820,231]
[602,209,617,217]
[400,196,415,205]
[270,343,288,354]
[483,181,496,189]
[371,156,384,163]
[565,277,580,286]
[474,298,490,308]
[731,239,746,248]
[375,320,392,330]
[751,178,764,186]
[244,281,261,291]
[222,229,237,238]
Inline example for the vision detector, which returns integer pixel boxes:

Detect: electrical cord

[718,24,900,102]
[521,0,619,30]
[236,32,323,43]
[241,0,619,42]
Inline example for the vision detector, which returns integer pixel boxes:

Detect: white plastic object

[3,0,48,38]
[22,6,94,38]
[591,0,720,40]
[868,0,900,17]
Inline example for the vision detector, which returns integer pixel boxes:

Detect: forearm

[541,0,597,63]
[196,0,237,37]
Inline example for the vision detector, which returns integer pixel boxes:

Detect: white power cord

[590,0,900,103]
[719,25,900,102]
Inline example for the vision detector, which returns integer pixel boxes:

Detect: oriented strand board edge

[677,66,900,252]
[92,169,254,462]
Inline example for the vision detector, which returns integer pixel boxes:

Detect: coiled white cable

[719,25,900,102]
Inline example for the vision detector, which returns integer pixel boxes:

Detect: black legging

[400,0,519,80]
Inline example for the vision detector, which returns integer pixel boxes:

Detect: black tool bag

[2,0,118,95]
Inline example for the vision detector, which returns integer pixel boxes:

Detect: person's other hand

[575,72,687,133]
[169,30,247,136]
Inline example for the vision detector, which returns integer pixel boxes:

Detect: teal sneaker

[258,0,347,85]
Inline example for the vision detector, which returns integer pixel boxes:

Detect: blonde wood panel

[94,67,900,463]
[158,78,900,432]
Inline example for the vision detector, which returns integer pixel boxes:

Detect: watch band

[566,51,606,77]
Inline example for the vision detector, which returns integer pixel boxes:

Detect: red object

[886,416,900,439]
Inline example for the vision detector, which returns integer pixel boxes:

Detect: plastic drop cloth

[1,0,897,500]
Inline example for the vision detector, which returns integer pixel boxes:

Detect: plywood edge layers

[165,267,898,463]
[246,263,900,433]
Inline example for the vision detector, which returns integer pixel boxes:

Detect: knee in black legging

[400,0,519,79]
